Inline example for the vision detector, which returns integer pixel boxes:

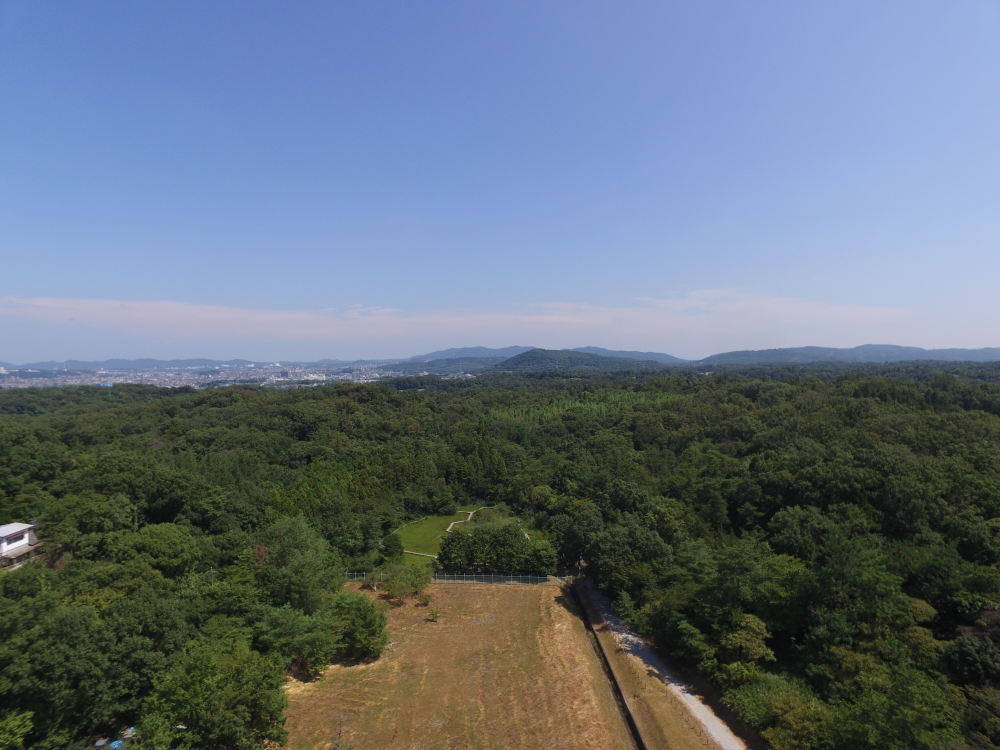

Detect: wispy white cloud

[0,291,916,360]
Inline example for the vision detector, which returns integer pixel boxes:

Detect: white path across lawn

[581,579,748,750]
[445,509,480,533]
[445,507,530,539]
[400,508,488,559]
[403,507,531,559]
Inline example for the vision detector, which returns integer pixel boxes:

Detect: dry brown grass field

[284,582,633,750]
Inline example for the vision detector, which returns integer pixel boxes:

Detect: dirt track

[577,580,748,750]
[285,583,632,750]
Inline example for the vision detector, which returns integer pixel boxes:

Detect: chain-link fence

[346,571,386,581]
[346,571,567,584]
[434,573,552,584]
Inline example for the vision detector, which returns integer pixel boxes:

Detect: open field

[284,583,633,750]
[395,506,480,555]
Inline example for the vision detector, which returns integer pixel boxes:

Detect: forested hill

[568,346,689,364]
[3,371,1000,748]
[488,348,670,372]
[700,344,1000,365]
[389,356,508,375]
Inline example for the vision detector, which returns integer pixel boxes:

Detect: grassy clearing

[284,583,632,750]
[395,505,481,555]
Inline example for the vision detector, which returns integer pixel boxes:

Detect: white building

[0,522,42,569]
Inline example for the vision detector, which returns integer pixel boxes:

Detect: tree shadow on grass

[284,648,387,682]
[375,591,434,609]
[326,649,385,670]
[285,661,318,682]
[553,586,587,624]
[375,591,407,608]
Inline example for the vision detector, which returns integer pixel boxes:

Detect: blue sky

[1,1,998,362]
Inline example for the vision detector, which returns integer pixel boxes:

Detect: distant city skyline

[2,2,999,362]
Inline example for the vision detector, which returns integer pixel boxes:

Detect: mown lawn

[395,505,481,556]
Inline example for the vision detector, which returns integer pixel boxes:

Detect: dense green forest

[2,368,1000,749]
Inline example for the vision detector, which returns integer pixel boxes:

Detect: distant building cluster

[0,362,411,390]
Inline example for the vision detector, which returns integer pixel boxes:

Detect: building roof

[0,523,33,539]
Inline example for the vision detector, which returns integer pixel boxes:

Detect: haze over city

[2,1,998,362]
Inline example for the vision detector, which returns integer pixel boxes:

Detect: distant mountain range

[484,349,670,373]
[407,345,687,364]
[698,345,1000,365]
[3,344,1000,373]
[407,346,535,361]
[479,344,1000,372]
[568,347,688,364]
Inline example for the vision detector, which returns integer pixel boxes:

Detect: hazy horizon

[3,2,999,362]
[6,342,1000,369]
